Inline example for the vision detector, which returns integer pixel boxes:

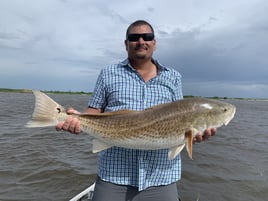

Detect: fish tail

[25,90,66,128]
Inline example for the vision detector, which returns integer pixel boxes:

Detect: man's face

[125,25,156,61]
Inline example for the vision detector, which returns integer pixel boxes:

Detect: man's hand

[56,108,81,134]
[193,128,217,143]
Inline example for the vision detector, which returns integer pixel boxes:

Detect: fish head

[193,98,236,129]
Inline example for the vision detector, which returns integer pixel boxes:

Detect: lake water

[0,92,267,201]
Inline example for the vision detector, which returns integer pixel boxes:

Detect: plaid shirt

[88,58,183,191]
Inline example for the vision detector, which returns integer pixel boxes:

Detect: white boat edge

[69,183,95,201]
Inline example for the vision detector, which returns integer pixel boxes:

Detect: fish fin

[168,144,185,160]
[25,90,65,127]
[92,139,112,153]
[185,129,195,159]
[80,110,136,117]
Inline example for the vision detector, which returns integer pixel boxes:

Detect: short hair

[126,20,154,39]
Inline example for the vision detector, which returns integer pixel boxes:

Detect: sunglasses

[127,33,155,42]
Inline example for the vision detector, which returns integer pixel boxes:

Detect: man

[56,20,216,201]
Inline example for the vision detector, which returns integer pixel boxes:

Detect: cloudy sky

[1,0,268,98]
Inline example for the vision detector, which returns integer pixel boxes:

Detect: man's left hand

[193,128,217,143]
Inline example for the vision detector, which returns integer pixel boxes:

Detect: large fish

[25,90,236,160]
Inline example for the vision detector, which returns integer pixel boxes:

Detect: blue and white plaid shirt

[88,58,183,191]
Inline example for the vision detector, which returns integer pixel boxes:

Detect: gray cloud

[152,4,268,98]
[0,0,267,98]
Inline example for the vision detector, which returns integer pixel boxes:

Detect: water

[0,92,267,201]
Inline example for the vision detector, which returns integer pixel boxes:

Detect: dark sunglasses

[127,33,155,42]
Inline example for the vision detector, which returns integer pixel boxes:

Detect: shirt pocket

[105,80,144,110]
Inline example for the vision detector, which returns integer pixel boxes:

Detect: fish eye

[57,108,61,113]
[223,108,227,112]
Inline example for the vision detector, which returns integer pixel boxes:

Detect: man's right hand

[56,108,81,134]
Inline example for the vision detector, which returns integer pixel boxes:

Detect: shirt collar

[120,58,169,72]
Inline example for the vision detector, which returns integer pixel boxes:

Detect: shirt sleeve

[88,69,107,109]
[173,70,184,101]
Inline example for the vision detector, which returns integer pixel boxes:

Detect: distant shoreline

[0,88,267,100]
[0,88,92,95]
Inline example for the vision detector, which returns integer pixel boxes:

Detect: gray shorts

[92,176,180,201]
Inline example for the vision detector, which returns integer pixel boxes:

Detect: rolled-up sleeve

[88,70,107,109]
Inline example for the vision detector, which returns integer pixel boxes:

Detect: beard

[133,44,149,59]
[134,54,146,60]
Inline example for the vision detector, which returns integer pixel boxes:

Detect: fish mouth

[224,108,236,126]
[224,119,231,126]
